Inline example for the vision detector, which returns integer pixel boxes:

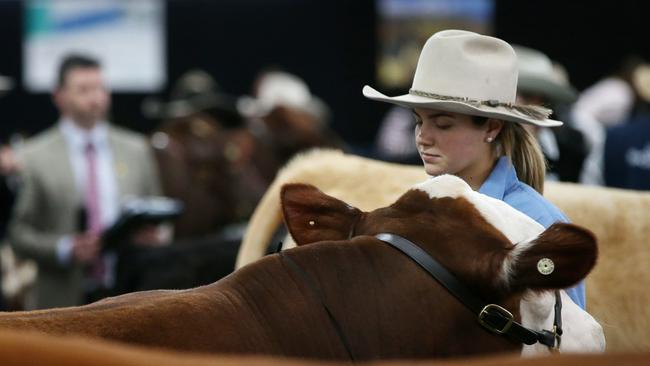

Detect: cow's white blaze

[414,175,543,286]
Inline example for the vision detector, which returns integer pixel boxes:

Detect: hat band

[408,88,552,121]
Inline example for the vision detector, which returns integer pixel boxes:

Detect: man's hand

[72,232,101,264]
[0,145,20,176]
[130,224,172,247]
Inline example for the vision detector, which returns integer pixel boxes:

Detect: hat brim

[363,85,562,127]
[237,95,328,120]
[517,76,578,104]
[143,92,240,120]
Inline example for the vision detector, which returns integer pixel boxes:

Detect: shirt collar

[59,118,110,151]
[478,156,518,200]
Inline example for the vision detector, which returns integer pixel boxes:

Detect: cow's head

[280,174,605,354]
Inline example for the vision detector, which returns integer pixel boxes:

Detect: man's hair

[57,54,101,88]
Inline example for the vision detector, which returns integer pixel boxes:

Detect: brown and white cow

[280,174,605,356]
[0,175,604,359]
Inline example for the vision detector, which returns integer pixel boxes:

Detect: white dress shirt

[56,119,119,264]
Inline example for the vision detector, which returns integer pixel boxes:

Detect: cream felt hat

[513,45,578,104]
[363,30,563,127]
[237,71,328,120]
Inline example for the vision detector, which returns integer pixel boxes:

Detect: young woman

[363,29,585,309]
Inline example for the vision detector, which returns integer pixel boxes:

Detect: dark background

[0,0,648,149]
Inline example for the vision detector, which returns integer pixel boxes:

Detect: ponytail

[497,123,547,194]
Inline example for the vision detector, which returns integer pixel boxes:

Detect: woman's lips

[420,152,442,163]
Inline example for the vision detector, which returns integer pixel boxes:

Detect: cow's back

[0,254,359,358]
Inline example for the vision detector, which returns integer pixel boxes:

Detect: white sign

[23,0,166,92]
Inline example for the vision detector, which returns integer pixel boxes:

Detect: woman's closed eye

[412,111,455,130]
[434,122,452,130]
[432,114,456,129]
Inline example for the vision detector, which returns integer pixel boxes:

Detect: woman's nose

[416,123,435,146]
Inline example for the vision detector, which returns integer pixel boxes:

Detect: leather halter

[278,233,562,360]
[375,233,563,349]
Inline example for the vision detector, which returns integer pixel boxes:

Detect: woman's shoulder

[503,181,569,228]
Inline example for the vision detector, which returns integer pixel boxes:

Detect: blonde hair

[495,122,547,193]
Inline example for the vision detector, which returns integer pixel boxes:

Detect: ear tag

[537,258,555,275]
[308,220,315,227]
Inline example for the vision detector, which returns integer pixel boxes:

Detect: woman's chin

[423,163,447,177]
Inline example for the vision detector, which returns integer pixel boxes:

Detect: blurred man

[601,63,650,189]
[8,54,161,309]
[0,73,14,310]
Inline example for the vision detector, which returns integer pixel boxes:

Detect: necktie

[85,142,102,234]
[85,141,105,286]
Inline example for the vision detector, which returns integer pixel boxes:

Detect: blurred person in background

[238,69,344,165]
[0,73,15,310]
[374,105,421,164]
[0,74,17,239]
[598,64,650,189]
[573,56,644,184]
[8,54,162,309]
[144,69,268,239]
[137,69,346,286]
[513,45,587,182]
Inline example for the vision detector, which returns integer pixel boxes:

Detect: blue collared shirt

[479,156,586,309]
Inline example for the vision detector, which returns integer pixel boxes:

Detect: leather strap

[375,233,561,347]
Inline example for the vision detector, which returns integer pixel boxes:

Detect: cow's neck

[247,238,522,360]
[226,254,357,359]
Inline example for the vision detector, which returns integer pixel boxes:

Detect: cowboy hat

[363,30,562,127]
[237,71,329,122]
[513,45,578,104]
[142,69,242,124]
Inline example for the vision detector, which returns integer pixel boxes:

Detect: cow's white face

[415,175,606,354]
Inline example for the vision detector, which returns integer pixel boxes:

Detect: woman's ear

[485,118,504,139]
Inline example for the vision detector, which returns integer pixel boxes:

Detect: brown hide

[0,255,354,358]
[0,181,594,360]
[0,238,518,359]
[237,149,650,352]
[1,330,648,366]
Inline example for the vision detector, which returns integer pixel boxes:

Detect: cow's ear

[281,183,362,246]
[503,223,597,291]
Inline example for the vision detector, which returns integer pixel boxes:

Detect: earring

[485,136,494,143]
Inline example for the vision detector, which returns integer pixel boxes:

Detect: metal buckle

[551,325,562,352]
[478,304,514,334]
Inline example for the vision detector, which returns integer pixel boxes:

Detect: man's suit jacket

[8,124,161,309]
